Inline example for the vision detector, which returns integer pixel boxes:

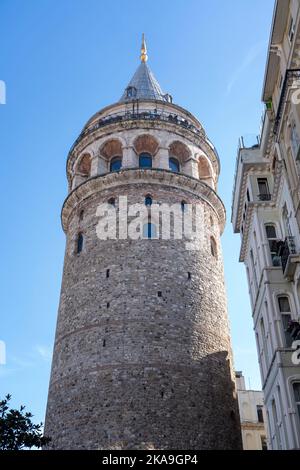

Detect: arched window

[139,153,152,168]
[278,295,293,347]
[145,195,152,206]
[169,157,180,172]
[143,222,156,239]
[76,233,83,254]
[110,157,122,172]
[181,200,187,212]
[77,154,91,177]
[210,236,217,258]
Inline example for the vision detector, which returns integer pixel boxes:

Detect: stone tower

[44,37,242,450]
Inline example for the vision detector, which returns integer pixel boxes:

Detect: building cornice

[61,168,226,234]
[66,112,220,184]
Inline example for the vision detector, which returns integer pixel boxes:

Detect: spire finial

[140,33,148,63]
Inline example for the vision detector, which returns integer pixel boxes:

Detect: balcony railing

[257,193,272,201]
[278,236,297,275]
[68,109,208,155]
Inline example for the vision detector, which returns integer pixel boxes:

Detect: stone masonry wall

[44,177,242,449]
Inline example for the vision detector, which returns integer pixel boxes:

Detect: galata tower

[44,36,242,450]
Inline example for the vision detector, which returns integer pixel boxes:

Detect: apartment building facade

[232,0,300,450]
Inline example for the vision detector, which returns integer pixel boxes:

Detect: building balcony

[277,236,300,278]
[69,108,207,155]
[287,320,300,341]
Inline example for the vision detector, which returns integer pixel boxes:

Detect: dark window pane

[108,197,115,207]
[261,436,268,450]
[265,225,277,239]
[139,153,152,168]
[278,296,291,312]
[169,157,180,172]
[281,313,293,347]
[145,196,152,206]
[294,382,300,402]
[77,234,83,254]
[258,178,269,195]
[110,157,122,172]
[257,405,264,423]
[126,86,136,98]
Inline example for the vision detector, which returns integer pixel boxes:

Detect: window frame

[257,177,270,198]
[256,405,264,423]
[278,295,293,347]
[265,223,280,266]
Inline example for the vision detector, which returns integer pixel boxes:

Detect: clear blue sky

[0,0,275,424]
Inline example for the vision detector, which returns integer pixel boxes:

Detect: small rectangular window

[265,224,277,239]
[257,178,269,197]
[278,296,291,312]
[257,405,264,423]
[281,313,293,347]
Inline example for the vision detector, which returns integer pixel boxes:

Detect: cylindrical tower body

[45,56,242,449]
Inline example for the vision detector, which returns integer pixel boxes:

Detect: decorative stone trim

[61,168,226,233]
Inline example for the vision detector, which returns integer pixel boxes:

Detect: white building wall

[232,0,300,449]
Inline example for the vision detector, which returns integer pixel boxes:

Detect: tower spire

[140,33,148,62]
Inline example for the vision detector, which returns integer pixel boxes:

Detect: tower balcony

[69,106,206,156]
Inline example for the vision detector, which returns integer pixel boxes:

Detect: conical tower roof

[119,35,170,103]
